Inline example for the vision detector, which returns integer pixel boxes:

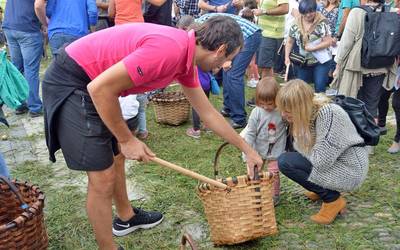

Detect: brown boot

[310,196,347,225]
[305,191,320,201]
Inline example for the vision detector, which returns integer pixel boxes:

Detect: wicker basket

[150,91,190,126]
[197,142,278,246]
[0,176,48,250]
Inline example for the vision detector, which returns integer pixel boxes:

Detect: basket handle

[179,233,198,250]
[0,175,29,210]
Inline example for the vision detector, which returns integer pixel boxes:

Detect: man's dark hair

[194,16,243,57]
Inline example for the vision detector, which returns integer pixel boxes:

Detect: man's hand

[216,4,228,12]
[304,44,315,52]
[244,149,263,179]
[222,61,232,71]
[252,8,264,16]
[119,137,155,163]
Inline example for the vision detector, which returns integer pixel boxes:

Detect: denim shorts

[257,37,284,68]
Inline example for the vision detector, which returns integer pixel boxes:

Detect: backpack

[356,5,400,69]
[333,95,380,146]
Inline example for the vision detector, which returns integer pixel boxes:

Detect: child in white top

[241,77,287,204]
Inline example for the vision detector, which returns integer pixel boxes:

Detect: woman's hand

[120,137,155,163]
[244,149,263,179]
[304,44,314,52]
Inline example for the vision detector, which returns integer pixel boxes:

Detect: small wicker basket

[0,176,48,250]
[197,142,278,246]
[150,91,190,126]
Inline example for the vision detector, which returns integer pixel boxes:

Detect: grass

[7,56,400,249]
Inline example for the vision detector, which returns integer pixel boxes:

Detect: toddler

[241,77,287,205]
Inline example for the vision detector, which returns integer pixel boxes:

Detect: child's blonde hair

[255,77,280,106]
[276,79,330,152]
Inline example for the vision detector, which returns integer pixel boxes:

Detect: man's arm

[253,3,289,16]
[198,0,227,12]
[108,0,116,18]
[34,0,48,30]
[96,0,109,10]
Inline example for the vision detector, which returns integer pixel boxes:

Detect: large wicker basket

[150,91,190,126]
[0,176,48,250]
[197,142,278,246]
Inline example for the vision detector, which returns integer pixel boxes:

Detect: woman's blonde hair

[255,77,280,106]
[276,79,330,152]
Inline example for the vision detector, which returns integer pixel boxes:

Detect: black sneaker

[379,126,388,136]
[220,109,230,117]
[118,246,124,250]
[29,110,43,118]
[246,98,255,108]
[230,120,246,129]
[15,104,28,115]
[112,207,163,237]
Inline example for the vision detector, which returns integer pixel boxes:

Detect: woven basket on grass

[0,176,48,250]
[197,142,278,246]
[150,91,190,126]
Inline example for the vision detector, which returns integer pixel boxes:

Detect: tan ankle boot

[305,191,320,201]
[310,196,347,224]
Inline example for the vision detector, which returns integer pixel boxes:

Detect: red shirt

[65,23,199,96]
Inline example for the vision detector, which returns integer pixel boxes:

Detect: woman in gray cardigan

[276,80,369,224]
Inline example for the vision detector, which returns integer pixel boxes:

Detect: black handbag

[289,51,307,66]
[333,95,380,146]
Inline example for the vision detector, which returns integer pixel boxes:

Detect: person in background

[277,80,369,225]
[174,0,201,19]
[177,16,213,139]
[321,0,338,37]
[0,153,10,178]
[96,0,111,31]
[240,0,260,88]
[378,60,400,154]
[34,0,98,56]
[285,0,332,93]
[197,13,262,129]
[144,0,174,26]
[198,0,243,14]
[241,77,286,205]
[335,0,359,40]
[2,0,44,118]
[0,6,6,47]
[253,0,289,79]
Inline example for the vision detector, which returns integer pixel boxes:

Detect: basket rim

[0,179,45,233]
[149,91,187,102]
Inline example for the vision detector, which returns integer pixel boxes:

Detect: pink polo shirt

[65,23,199,96]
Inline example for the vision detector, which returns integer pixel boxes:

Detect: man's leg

[20,31,43,113]
[113,153,135,221]
[87,165,119,250]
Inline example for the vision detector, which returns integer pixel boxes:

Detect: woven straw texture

[197,143,278,246]
[0,177,48,250]
[150,91,190,126]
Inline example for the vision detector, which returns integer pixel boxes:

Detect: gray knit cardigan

[295,104,369,192]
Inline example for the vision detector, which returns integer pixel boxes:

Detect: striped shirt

[196,13,261,40]
[258,0,288,38]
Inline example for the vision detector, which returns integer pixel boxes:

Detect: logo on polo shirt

[137,66,144,77]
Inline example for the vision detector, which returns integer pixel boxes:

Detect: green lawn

[9,56,400,249]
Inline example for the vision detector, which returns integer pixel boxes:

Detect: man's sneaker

[186,128,201,139]
[112,207,163,237]
[220,109,230,117]
[246,98,255,108]
[29,110,43,118]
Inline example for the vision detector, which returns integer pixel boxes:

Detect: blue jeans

[0,153,10,178]
[49,33,81,56]
[295,60,331,93]
[223,30,262,125]
[3,29,43,113]
[136,94,148,133]
[278,152,340,202]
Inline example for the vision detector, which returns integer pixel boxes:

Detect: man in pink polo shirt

[42,16,263,250]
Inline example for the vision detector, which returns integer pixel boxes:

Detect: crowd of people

[0,0,399,249]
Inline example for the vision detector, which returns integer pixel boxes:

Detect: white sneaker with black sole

[112,207,164,237]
